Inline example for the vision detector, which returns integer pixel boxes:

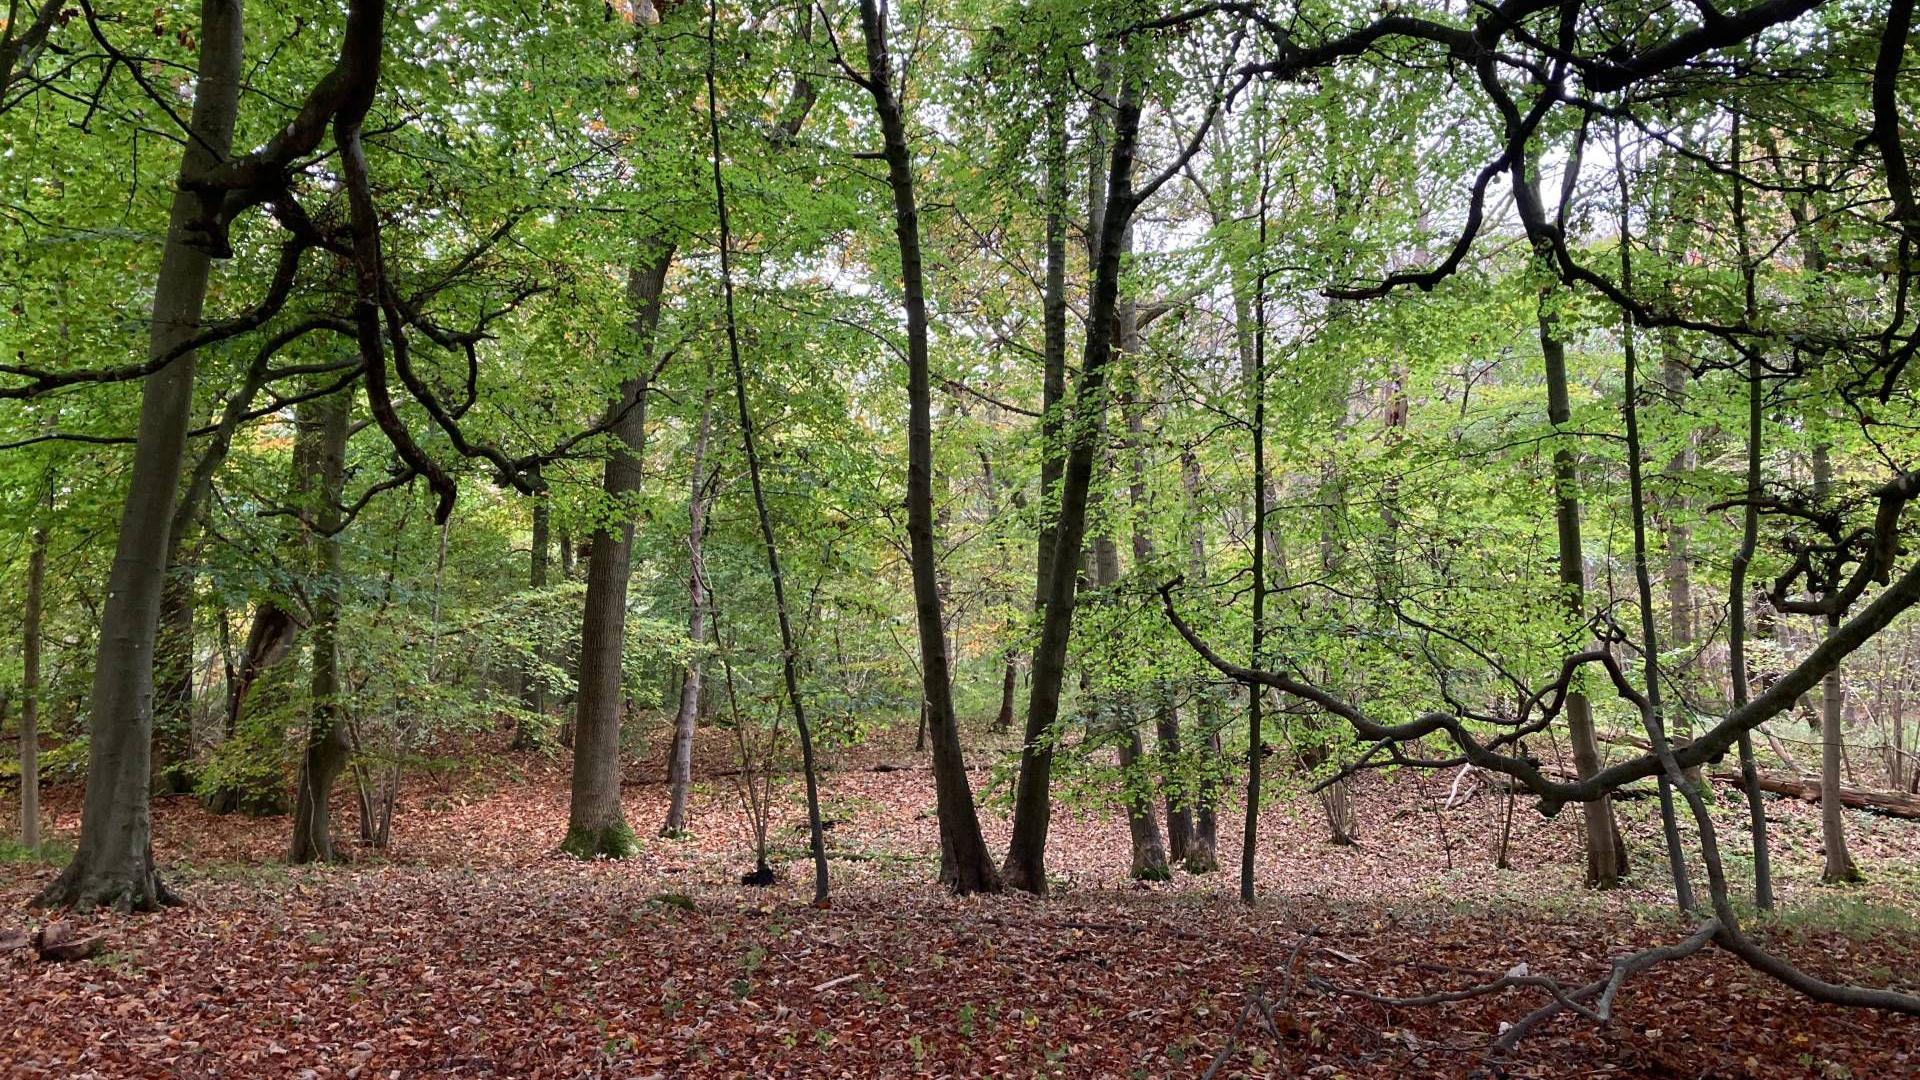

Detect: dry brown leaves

[2,731,1916,1078]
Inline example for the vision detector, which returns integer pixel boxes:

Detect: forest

[2,0,1920,1075]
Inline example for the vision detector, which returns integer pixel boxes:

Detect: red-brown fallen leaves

[1,731,1917,1078]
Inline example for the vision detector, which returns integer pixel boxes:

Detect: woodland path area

[4,732,1918,1079]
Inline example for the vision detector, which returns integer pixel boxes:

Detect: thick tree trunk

[1006,70,1139,894]
[859,0,1000,893]
[290,385,351,864]
[20,521,46,853]
[1539,305,1628,889]
[37,0,242,911]
[662,390,714,838]
[563,251,671,860]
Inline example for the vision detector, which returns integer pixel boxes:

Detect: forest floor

[4,729,1920,1079]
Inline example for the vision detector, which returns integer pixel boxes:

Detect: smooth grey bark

[20,519,46,853]
[37,0,243,911]
[563,251,671,860]
[858,0,1000,893]
[662,388,714,838]
[290,385,351,864]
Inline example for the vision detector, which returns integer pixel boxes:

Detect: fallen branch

[1709,771,1920,819]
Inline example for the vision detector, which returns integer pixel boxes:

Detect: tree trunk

[1727,116,1774,908]
[20,521,46,854]
[512,463,550,748]
[1004,89,1071,888]
[563,250,671,860]
[662,388,714,838]
[1617,231,1696,910]
[37,0,242,911]
[1539,301,1628,889]
[994,652,1019,734]
[1179,449,1220,874]
[1005,67,1139,895]
[290,384,352,865]
[859,0,1000,894]
[1810,440,1862,883]
[152,567,196,795]
[706,6,829,904]
[1094,500,1170,880]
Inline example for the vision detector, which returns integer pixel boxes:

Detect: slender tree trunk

[1616,194,1696,909]
[290,385,352,864]
[512,463,550,748]
[37,0,242,911]
[1179,450,1220,873]
[994,652,1019,734]
[662,388,714,837]
[708,1,829,903]
[1242,148,1269,904]
[1094,507,1170,880]
[858,0,999,893]
[1539,300,1628,889]
[1811,443,1863,882]
[563,250,671,860]
[20,520,46,853]
[1727,115,1775,907]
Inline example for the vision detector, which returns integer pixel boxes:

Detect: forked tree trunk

[289,385,352,865]
[1006,67,1140,894]
[37,0,243,911]
[859,0,1000,893]
[1005,88,1072,886]
[563,250,671,860]
[662,389,714,838]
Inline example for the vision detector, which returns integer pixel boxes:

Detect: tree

[36,0,244,911]
[289,385,351,865]
[661,387,714,838]
[563,251,670,861]
[855,0,1001,895]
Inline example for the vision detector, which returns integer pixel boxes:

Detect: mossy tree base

[560,821,640,860]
